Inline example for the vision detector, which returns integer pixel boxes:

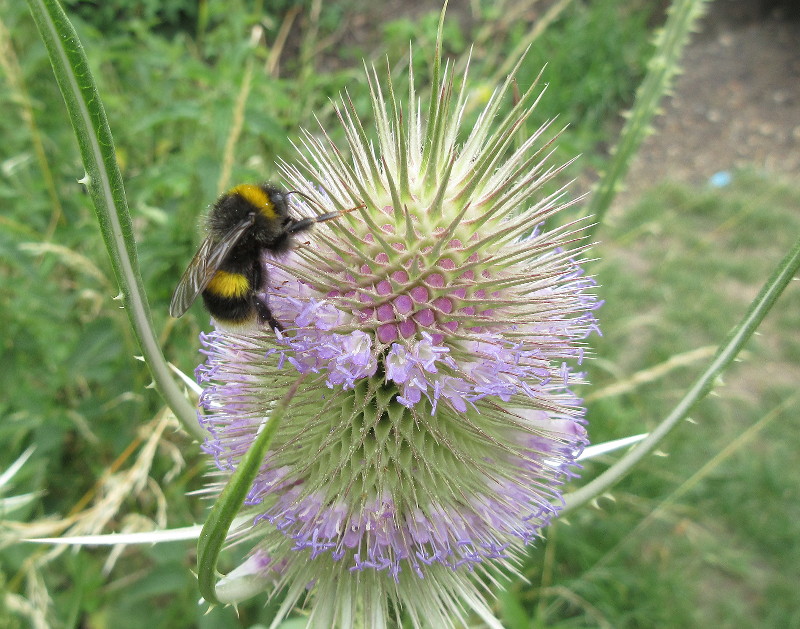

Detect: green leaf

[196,376,306,605]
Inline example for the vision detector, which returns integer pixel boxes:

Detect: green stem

[562,234,800,513]
[586,0,708,240]
[25,0,204,442]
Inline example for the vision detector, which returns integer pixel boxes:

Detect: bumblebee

[170,183,351,330]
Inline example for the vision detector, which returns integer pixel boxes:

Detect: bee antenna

[340,203,365,215]
[310,202,365,224]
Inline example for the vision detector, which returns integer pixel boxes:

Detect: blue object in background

[709,171,733,188]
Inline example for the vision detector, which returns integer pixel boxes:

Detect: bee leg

[254,296,284,332]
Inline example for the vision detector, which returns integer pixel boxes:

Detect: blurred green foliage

[62,0,201,36]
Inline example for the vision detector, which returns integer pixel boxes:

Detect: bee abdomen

[206,270,251,299]
[202,270,257,325]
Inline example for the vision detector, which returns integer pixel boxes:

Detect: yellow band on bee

[207,270,251,298]
[230,184,276,219]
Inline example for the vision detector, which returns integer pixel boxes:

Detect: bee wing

[169,215,256,318]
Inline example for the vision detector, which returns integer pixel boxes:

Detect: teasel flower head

[198,50,600,628]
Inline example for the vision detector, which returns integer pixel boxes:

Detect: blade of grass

[585,345,717,403]
[562,233,800,513]
[24,0,204,442]
[28,523,212,545]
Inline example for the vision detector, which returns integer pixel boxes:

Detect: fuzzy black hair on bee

[170,183,356,330]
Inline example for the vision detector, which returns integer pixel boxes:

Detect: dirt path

[618,2,799,204]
